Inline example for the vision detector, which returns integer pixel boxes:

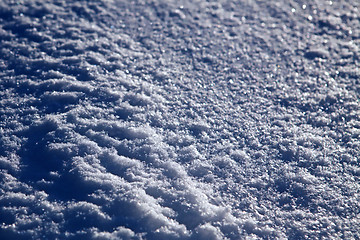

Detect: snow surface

[0,0,360,239]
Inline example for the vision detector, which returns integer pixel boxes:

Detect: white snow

[1,0,360,239]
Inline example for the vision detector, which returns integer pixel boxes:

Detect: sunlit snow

[0,0,360,239]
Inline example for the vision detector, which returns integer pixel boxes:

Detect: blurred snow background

[0,0,359,239]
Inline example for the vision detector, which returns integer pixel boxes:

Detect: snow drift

[0,0,359,239]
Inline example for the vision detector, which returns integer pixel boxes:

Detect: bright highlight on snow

[0,0,359,239]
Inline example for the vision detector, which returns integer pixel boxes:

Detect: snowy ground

[0,0,359,239]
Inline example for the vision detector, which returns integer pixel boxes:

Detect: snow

[1,0,360,239]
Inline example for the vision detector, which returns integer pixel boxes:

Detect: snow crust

[0,0,360,239]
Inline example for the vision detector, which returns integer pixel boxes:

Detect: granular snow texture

[0,0,360,239]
